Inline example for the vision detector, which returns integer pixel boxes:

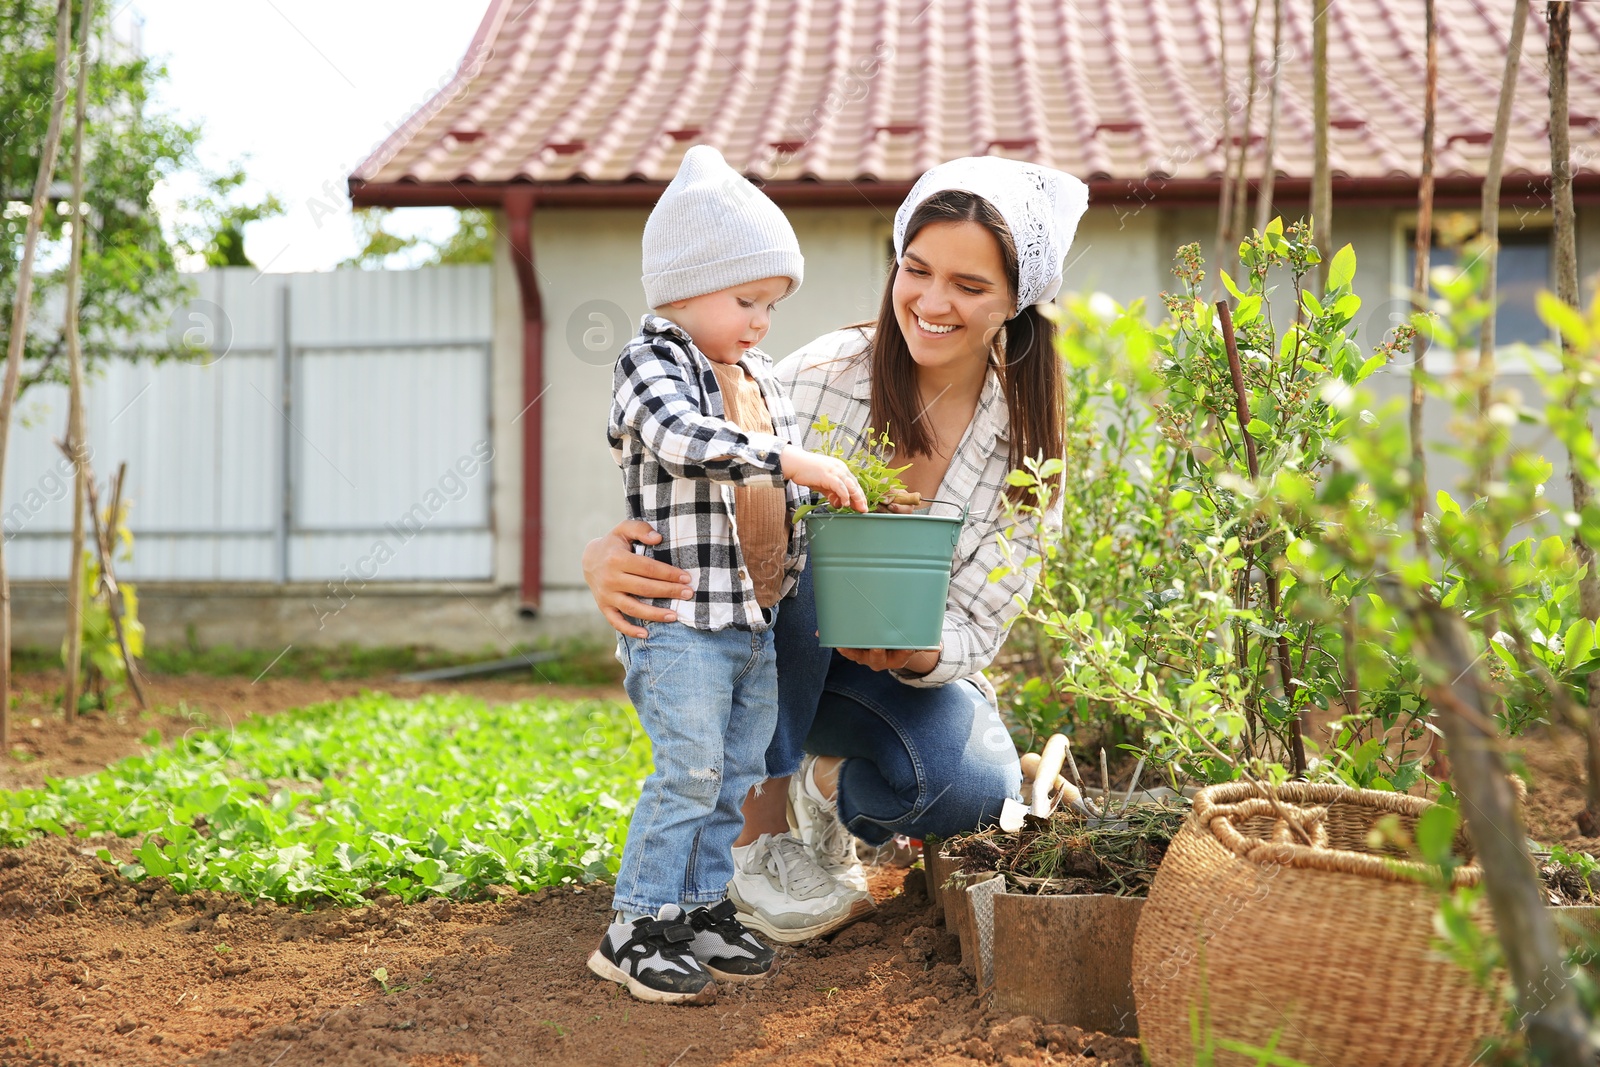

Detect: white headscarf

[892,157,1090,309]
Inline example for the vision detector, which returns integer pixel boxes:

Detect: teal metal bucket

[803,502,965,649]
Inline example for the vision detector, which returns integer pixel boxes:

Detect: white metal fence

[2,265,495,583]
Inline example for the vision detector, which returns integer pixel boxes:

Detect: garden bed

[0,684,1144,1065]
[2,679,1596,1063]
[0,836,1144,1066]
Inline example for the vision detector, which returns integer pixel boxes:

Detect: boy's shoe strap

[687,899,739,930]
[632,918,695,948]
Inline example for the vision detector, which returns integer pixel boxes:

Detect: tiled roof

[350,0,1600,199]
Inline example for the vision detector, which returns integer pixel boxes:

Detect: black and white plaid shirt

[608,315,806,631]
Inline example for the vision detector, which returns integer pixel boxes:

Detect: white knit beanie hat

[894,157,1089,308]
[641,146,804,308]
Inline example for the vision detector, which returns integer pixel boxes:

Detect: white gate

[2,264,495,583]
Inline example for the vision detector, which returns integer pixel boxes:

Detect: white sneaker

[859,834,919,869]
[728,832,874,944]
[788,755,870,893]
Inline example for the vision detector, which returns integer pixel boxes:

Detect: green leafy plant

[1239,238,1600,1057]
[792,414,912,521]
[0,693,651,904]
[1273,242,1600,749]
[1550,844,1599,894]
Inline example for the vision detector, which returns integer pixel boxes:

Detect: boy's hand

[781,446,867,512]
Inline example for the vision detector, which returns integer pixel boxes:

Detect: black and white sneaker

[586,904,717,1005]
[684,899,777,982]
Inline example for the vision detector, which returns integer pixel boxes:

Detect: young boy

[592,145,865,1005]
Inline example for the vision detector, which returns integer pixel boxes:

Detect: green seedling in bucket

[792,416,918,521]
[794,418,964,650]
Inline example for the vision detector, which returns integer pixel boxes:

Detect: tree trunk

[1253,0,1285,235]
[1229,0,1265,257]
[1475,0,1531,480]
[1411,0,1437,561]
[1546,1,1600,835]
[1311,0,1331,288]
[0,0,74,755]
[61,0,96,725]
[1414,600,1593,1063]
[1214,0,1237,290]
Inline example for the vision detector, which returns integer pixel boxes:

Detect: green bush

[999,222,1423,788]
[998,222,1600,798]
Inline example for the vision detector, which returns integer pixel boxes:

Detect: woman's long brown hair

[866,190,1063,503]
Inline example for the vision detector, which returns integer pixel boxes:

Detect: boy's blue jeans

[610,608,779,916]
[766,560,1021,846]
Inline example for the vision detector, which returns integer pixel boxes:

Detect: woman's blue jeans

[766,560,1021,846]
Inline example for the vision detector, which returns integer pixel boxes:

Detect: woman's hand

[582,519,693,638]
[835,645,941,675]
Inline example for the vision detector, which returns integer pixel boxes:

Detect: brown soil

[0,673,1592,1065]
[1515,722,1595,847]
[0,837,1139,1067]
[1,670,624,792]
[1,674,1141,1065]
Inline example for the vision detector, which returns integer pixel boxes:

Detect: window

[1405,229,1552,347]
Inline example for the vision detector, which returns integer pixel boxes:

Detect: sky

[130,0,489,273]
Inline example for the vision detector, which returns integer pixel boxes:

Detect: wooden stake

[1545,1,1600,835]
[61,0,97,725]
[1310,0,1331,287]
[1252,0,1284,235]
[1228,0,1266,261]
[0,0,75,756]
[1410,0,1437,562]
[1475,0,1531,481]
[1213,0,1236,292]
[83,463,146,712]
[1217,300,1306,773]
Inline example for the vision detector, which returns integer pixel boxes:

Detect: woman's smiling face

[892,220,1014,374]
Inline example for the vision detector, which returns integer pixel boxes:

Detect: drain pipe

[504,188,543,616]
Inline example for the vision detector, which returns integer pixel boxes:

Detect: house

[15,0,1592,655]
[345,0,1600,633]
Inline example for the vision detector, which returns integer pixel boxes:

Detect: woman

[584,156,1088,942]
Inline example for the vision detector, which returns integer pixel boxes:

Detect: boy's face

[658,276,790,364]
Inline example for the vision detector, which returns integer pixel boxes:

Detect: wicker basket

[1130,782,1502,1067]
